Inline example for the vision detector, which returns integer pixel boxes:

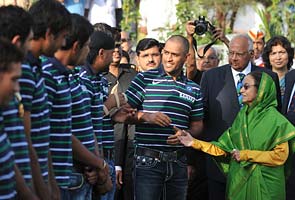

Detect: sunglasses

[242,83,257,90]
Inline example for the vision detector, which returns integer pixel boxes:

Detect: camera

[194,16,215,36]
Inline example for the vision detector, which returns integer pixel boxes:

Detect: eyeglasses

[228,51,249,58]
[242,83,257,90]
[197,55,218,61]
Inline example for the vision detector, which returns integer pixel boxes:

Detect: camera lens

[195,23,207,35]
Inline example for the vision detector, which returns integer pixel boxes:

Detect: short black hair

[262,35,294,70]
[0,38,24,72]
[87,31,115,65]
[61,14,93,50]
[121,50,130,63]
[166,35,189,55]
[136,38,160,56]
[93,23,121,43]
[29,0,71,39]
[0,5,33,44]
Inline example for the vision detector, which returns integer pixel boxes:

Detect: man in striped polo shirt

[44,14,108,199]
[19,1,71,199]
[81,31,121,198]
[0,5,34,189]
[114,35,204,200]
[0,38,39,200]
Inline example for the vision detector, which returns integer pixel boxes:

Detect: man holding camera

[185,20,226,84]
[185,20,222,200]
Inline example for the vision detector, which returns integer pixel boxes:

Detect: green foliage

[257,0,295,43]
[169,0,211,45]
[120,0,139,40]
[171,0,256,45]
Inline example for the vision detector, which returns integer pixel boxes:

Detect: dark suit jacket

[200,63,281,183]
[281,70,295,199]
[282,69,295,126]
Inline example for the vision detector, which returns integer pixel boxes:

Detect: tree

[257,0,295,43]
[120,0,139,41]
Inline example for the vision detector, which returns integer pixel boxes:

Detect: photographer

[185,19,229,200]
[186,20,228,84]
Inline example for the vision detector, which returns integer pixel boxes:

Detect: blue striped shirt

[80,63,104,149]
[126,66,203,150]
[42,57,73,188]
[3,98,32,185]
[0,113,16,199]
[99,76,114,150]
[70,67,96,152]
[19,52,50,181]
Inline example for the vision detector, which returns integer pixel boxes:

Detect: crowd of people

[0,1,295,200]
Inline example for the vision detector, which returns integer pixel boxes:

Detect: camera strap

[196,39,217,59]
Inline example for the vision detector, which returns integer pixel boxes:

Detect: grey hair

[230,34,253,51]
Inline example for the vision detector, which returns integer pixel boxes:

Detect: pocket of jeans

[135,155,158,169]
[176,156,187,168]
[68,173,84,190]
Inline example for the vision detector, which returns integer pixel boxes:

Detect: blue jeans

[100,159,116,200]
[134,151,188,200]
[60,173,92,200]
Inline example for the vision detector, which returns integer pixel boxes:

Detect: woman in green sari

[178,71,295,200]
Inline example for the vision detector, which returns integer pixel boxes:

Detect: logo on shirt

[152,80,163,85]
[179,92,195,103]
[186,85,192,92]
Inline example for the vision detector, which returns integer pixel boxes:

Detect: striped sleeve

[126,72,146,109]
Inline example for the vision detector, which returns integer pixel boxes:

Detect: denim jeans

[134,152,188,200]
[60,173,92,200]
[100,159,116,200]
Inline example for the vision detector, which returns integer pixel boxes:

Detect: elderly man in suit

[200,34,281,200]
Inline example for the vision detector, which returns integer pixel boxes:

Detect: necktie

[287,92,295,114]
[237,73,245,108]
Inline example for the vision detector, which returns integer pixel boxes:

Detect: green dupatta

[211,72,295,200]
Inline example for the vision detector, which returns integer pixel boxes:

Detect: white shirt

[88,0,122,26]
[138,0,178,42]
[231,62,252,87]
[288,83,295,110]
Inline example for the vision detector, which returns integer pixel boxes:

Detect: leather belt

[135,147,185,162]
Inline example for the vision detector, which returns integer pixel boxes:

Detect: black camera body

[194,16,215,36]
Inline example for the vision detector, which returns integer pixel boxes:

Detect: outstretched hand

[231,149,240,162]
[177,129,194,147]
[167,126,183,145]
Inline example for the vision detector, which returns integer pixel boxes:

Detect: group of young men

[0,1,117,199]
